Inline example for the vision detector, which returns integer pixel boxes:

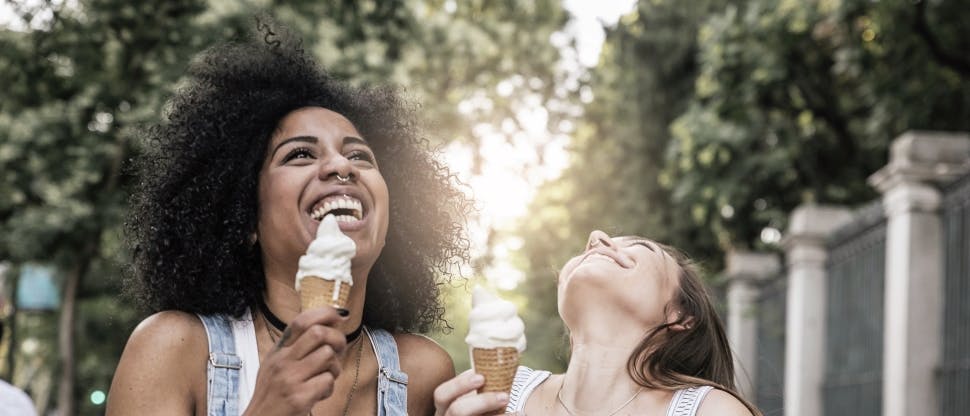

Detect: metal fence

[822,201,886,416]
[941,174,970,416]
[755,274,786,416]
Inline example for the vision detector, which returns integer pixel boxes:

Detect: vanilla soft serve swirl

[465,287,527,352]
[295,214,356,290]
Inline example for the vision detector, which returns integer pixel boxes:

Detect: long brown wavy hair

[626,241,763,415]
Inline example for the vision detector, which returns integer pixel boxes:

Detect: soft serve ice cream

[296,214,356,311]
[466,287,526,395]
[465,287,527,352]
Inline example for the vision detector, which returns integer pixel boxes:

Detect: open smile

[309,194,364,223]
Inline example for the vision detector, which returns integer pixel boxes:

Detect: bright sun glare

[443,0,637,290]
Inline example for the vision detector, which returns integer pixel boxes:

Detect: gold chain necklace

[333,334,365,416]
[555,378,644,416]
[259,312,365,416]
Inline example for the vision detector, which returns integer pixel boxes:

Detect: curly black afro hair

[126,18,470,333]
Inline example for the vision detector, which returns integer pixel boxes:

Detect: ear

[666,310,695,332]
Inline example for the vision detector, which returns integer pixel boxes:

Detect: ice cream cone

[299,276,352,312]
[471,346,520,394]
[296,214,355,314]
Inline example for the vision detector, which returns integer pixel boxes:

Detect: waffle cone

[299,276,351,312]
[471,347,520,394]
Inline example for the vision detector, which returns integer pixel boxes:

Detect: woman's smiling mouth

[310,195,363,223]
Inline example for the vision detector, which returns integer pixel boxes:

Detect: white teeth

[310,196,363,221]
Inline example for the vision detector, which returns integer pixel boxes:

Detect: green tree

[518,0,970,374]
[518,0,732,372]
[665,0,970,253]
[0,1,248,413]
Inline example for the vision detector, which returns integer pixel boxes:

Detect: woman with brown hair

[433,230,761,416]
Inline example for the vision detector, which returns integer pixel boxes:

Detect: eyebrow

[343,136,369,147]
[271,135,370,158]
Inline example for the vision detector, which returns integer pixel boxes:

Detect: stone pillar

[782,205,852,416]
[725,251,781,400]
[868,131,970,416]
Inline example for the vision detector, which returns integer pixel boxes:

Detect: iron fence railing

[822,201,886,416]
[941,174,970,416]
[755,274,785,416]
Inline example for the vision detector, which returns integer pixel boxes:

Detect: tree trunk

[5,266,19,380]
[56,263,79,416]
[56,244,94,416]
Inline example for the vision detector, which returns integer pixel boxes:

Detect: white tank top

[505,366,716,416]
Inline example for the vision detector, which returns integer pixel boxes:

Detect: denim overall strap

[366,327,409,416]
[198,314,243,416]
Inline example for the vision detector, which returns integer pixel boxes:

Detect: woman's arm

[396,334,458,416]
[106,311,207,416]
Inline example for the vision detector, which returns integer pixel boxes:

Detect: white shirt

[0,379,37,416]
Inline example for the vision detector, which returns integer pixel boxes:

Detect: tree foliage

[1,1,219,413]
[666,0,970,252]
[518,0,970,374]
[518,0,733,372]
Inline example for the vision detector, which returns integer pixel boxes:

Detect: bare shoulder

[123,310,208,359]
[106,311,209,415]
[395,332,456,381]
[394,333,456,416]
[697,388,756,416]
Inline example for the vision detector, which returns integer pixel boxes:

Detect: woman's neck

[558,342,643,413]
[262,278,302,322]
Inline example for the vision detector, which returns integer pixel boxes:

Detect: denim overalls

[198,313,409,416]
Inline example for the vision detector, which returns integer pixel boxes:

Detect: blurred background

[1,0,968,415]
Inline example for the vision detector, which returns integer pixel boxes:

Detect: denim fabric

[198,314,408,416]
[198,314,242,416]
[366,327,409,416]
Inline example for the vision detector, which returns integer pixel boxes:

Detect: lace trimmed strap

[665,385,715,416]
[506,366,551,413]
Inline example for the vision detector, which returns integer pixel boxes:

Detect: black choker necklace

[257,298,363,343]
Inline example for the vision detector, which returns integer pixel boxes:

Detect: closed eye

[630,241,656,252]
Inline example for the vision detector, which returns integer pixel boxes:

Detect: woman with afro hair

[107,19,470,416]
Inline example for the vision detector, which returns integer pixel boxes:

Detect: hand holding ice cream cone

[296,214,356,314]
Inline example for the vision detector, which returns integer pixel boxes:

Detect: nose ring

[336,174,352,183]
